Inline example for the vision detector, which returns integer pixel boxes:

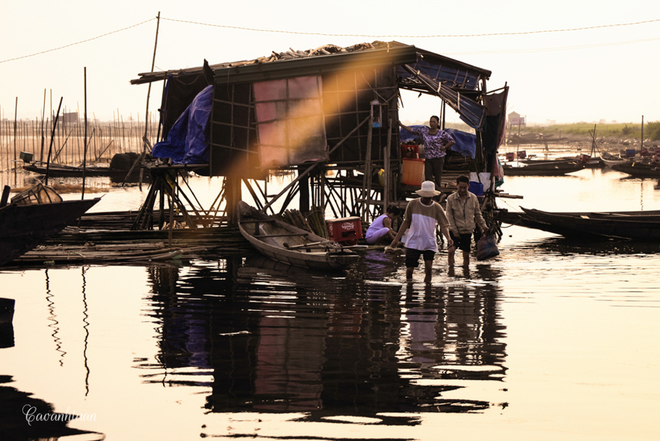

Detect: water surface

[2,167,660,440]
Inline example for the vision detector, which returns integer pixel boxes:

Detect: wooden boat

[237,201,359,271]
[580,156,605,169]
[611,161,660,178]
[0,183,101,266]
[601,152,627,167]
[23,162,146,183]
[503,159,584,176]
[602,157,627,167]
[515,207,660,240]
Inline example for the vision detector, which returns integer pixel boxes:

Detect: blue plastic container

[468,181,484,196]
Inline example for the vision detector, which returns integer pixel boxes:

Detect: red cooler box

[327,217,363,245]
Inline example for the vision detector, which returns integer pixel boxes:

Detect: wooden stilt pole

[384,117,392,212]
[361,117,373,223]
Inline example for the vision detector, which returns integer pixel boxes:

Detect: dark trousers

[424,157,445,190]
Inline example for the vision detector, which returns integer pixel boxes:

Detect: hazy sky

[1,0,659,125]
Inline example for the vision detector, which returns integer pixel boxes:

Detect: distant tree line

[526,122,660,141]
[645,122,660,141]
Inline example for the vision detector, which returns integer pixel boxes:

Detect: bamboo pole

[40,89,46,161]
[23,121,27,159]
[121,114,125,152]
[45,98,63,186]
[13,97,18,186]
[143,11,160,154]
[82,67,88,199]
[33,119,37,153]
[3,116,7,173]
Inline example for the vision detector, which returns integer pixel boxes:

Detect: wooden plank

[283,240,331,250]
[257,233,308,238]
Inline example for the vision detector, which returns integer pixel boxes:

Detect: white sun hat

[415,180,441,197]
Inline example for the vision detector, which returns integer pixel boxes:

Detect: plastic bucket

[402,158,424,186]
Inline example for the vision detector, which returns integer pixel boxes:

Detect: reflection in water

[137,250,507,421]
[522,235,660,256]
[0,298,14,349]
[0,376,102,440]
[81,266,91,397]
[45,269,66,366]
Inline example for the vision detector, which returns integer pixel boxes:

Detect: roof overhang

[130,42,490,87]
[130,42,493,129]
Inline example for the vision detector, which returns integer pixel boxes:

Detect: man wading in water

[446,175,487,267]
[390,181,453,283]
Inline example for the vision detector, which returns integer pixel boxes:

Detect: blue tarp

[445,128,476,158]
[399,126,477,158]
[152,85,213,164]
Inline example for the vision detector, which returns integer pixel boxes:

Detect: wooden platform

[7,211,252,267]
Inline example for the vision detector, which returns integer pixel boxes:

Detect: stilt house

[131,41,507,225]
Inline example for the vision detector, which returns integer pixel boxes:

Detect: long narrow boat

[611,161,660,178]
[1,184,101,266]
[503,159,584,176]
[237,201,359,271]
[24,162,145,182]
[516,207,660,240]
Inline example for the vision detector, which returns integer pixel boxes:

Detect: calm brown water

[2,165,660,440]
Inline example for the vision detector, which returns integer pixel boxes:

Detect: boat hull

[517,207,660,240]
[0,198,101,265]
[237,202,359,271]
[23,164,147,182]
[611,162,660,178]
[503,160,584,176]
